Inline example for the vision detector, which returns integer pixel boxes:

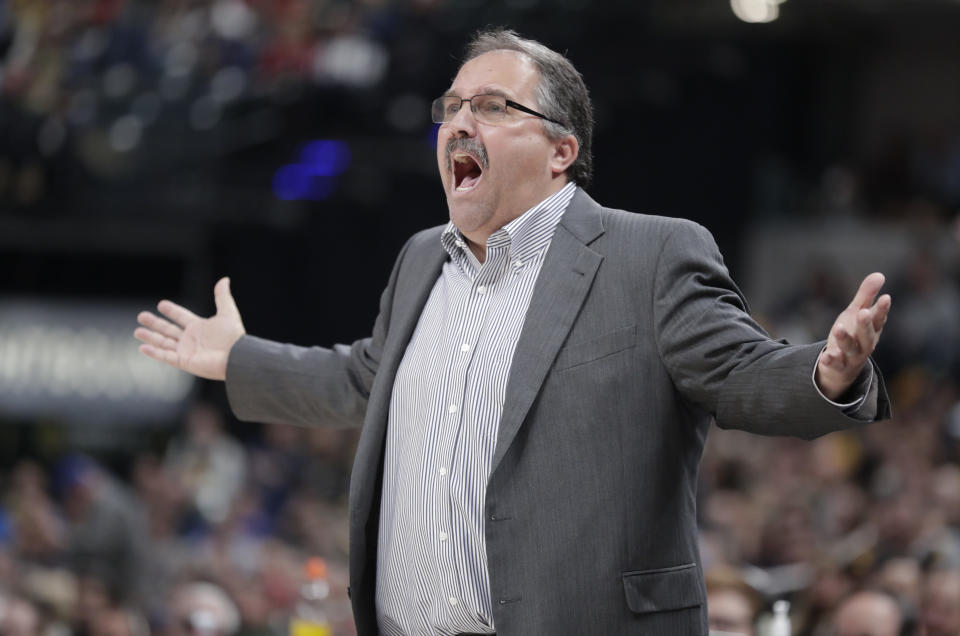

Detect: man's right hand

[134,277,246,381]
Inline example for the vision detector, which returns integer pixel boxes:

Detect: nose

[446,102,478,137]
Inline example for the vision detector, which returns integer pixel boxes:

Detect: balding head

[832,591,903,636]
[920,569,960,636]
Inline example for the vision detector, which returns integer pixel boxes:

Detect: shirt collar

[440,182,577,266]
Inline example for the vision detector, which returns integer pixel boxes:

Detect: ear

[549,134,579,177]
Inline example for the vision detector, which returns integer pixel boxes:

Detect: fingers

[135,311,182,363]
[213,277,239,316]
[835,324,863,357]
[848,272,886,310]
[137,311,183,340]
[157,299,199,329]
[846,292,891,353]
[819,349,843,371]
[831,273,892,361]
[827,299,887,369]
[134,326,177,351]
[871,293,892,332]
[824,330,855,372]
[138,343,181,368]
[824,320,864,371]
[855,308,879,355]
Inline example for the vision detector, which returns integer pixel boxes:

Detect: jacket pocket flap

[622,563,703,614]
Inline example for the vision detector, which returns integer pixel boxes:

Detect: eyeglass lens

[432,95,509,124]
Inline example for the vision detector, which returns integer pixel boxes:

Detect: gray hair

[463,28,595,187]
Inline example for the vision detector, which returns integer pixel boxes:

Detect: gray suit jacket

[226,189,889,635]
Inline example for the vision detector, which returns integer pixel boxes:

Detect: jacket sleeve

[223,236,413,429]
[651,219,890,439]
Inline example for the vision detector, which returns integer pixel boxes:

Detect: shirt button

[460,343,471,353]
[439,466,447,476]
[448,404,459,414]
[448,597,458,606]
[513,260,523,268]
[439,531,448,541]
[477,285,487,295]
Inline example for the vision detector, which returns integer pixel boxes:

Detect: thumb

[213,276,239,316]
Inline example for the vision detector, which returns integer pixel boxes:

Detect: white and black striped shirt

[376,182,577,636]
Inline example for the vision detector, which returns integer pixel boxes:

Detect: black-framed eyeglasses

[431,94,565,127]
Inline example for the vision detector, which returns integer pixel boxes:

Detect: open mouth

[452,152,483,192]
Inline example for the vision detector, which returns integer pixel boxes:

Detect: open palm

[815,272,891,400]
[135,277,245,381]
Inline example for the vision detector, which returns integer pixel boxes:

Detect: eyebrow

[442,87,512,100]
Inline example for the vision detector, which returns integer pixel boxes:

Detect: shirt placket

[435,245,506,626]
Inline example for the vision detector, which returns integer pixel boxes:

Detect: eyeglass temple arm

[504,100,565,127]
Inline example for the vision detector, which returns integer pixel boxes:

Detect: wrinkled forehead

[448,50,541,102]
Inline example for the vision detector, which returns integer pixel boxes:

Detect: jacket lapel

[351,230,446,531]
[490,189,605,474]
[383,235,448,379]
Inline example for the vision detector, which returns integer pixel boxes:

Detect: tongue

[459,172,481,190]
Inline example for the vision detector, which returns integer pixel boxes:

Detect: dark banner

[0,299,194,424]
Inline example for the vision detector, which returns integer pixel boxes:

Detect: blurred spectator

[164,402,247,529]
[247,423,307,526]
[167,581,240,636]
[830,590,903,636]
[5,460,66,566]
[57,454,150,610]
[706,564,761,635]
[769,269,851,356]
[225,575,275,636]
[185,489,271,584]
[88,605,149,636]
[758,501,816,567]
[794,565,858,635]
[0,594,42,636]
[76,570,125,636]
[131,452,184,540]
[928,465,960,565]
[917,568,960,636]
[871,557,921,623]
[887,251,960,377]
[300,427,356,504]
[130,451,190,622]
[0,511,15,588]
[814,164,868,221]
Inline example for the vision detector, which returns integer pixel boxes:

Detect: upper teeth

[454,154,471,164]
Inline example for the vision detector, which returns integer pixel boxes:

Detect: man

[57,455,150,614]
[830,590,904,636]
[168,582,241,636]
[135,30,891,635]
[917,568,960,636]
[705,565,761,635]
[0,594,42,636]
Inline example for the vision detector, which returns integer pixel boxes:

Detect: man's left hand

[816,272,892,401]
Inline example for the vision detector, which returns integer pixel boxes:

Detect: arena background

[1,1,959,634]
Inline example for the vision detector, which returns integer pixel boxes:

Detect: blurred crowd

[0,0,402,206]
[0,403,359,636]
[701,228,960,634]
[2,2,960,636]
